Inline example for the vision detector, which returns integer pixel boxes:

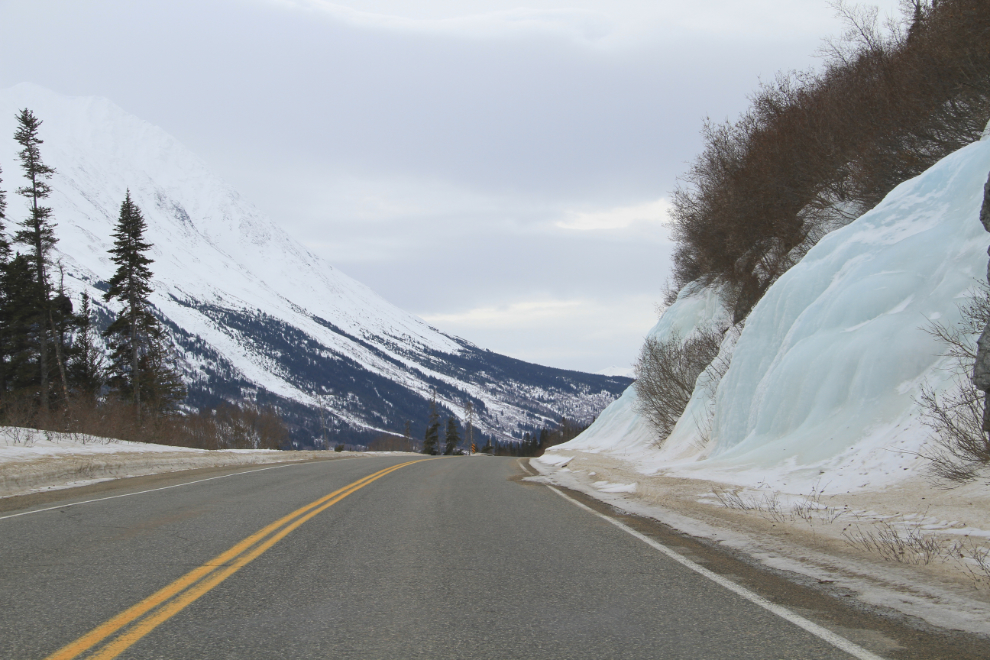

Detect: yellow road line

[45,459,426,660]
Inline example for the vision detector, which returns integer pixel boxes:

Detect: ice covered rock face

[708,137,990,468]
[555,131,990,490]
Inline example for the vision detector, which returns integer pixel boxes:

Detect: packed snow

[544,125,990,495]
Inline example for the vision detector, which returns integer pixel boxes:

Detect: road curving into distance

[0,455,971,659]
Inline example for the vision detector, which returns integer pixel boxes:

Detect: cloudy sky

[0,0,904,374]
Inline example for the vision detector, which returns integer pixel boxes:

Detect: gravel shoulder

[531,450,990,638]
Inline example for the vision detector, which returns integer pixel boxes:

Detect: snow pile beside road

[558,283,731,462]
[544,133,990,494]
[0,429,331,498]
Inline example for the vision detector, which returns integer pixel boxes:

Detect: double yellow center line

[45,459,426,660]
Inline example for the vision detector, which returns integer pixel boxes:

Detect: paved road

[0,455,899,659]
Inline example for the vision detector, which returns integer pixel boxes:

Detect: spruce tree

[2,254,44,393]
[422,390,440,455]
[137,330,185,413]
[443,416,460,455]
[13,109,58,412]
[0,164,10,393]
[68,292,105,398]
[103,191,183,420]
[0,162,5,226]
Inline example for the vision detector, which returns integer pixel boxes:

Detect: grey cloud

[0,0,903,371]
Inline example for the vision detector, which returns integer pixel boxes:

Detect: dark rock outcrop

[973,172,990,429]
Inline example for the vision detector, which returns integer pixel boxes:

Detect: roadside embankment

[0,427,383,499]
[532,450,990,638]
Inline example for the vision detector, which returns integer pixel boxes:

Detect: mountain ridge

[0,83,630,447]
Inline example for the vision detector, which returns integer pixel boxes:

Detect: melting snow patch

[534,454,573,468]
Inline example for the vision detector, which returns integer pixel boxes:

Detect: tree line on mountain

[364,391,589,457]
[0,109,287,450]
[636,0,990,448]
[501,418,589,457]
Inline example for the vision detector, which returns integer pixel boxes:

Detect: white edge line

[0,462,305,522]
[547,485,886,660]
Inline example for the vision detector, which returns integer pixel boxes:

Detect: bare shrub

[961,543,990,590]
[669,0,990,322]
[842,521,945,565]
[178,404,288,450]
[634,327,725,446]
[919,280,990,484]
[712,481,848,527]
[918,383,990,483]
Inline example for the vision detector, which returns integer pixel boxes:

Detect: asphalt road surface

[0,455,976,659]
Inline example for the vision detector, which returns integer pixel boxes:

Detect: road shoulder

[523,456,990,659]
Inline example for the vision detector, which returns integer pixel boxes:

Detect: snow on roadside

[531,453,990,635]
[0,428,371,499]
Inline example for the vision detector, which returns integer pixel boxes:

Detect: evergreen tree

[49,265,73,404]
[0,162,5,226]
[2,254,44,393]
[103,191,183,420]
[137,331,185,413]
[13,109,58,412]
[443,416,460,455]
[422,390,440,455]
[68,292,105,398]
[463,400,474,454]
[0,163,11,394]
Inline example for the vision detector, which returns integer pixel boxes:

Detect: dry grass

[709,481,990,590]
[841,521,944,565]
[711,481,845,527]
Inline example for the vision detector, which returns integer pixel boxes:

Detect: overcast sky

[0,0,904,374]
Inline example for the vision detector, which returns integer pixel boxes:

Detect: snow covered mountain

[0,84,630,446]
[549,125,990,492]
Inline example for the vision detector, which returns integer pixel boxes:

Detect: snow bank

[0,429,349,498]
[545,136,990,493]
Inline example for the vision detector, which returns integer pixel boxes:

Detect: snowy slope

[547,131,990,491]
[0,84,629,444]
